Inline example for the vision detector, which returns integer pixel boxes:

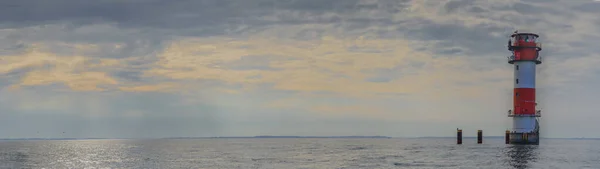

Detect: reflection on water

[505,145,539,169]
[0,139,598,168]
[1,151,29,169]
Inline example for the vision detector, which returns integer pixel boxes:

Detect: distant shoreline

[0,136,392,140]
[172,136,393,139]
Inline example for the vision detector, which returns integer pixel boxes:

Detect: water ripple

[0,138,597,168]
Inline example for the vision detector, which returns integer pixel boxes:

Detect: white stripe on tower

[514,62,536,89]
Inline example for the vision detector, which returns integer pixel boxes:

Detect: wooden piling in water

[477,130,483,144]
[457,129,462,144]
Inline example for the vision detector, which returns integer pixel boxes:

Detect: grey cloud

[0,0,551,56]
[0,42,26,55]
[0,0,597,84]
[0,0,412,32]
[489,2,564,15]
[280,0,574,58]
[0,0,261,49]
[0,0,581,37]
[293,29,331,40]
[365,76,392,83]
[572,2,600,13]
[443,0,476,13]
[0,0,241,29]
[567,35,600,52]
[535,31,600,61]
[514,2,554,15]
[221,55,292,71]
[393,0,589,58]
[0,75,20,89]
[5,24,167,57]
[2,25,164,83]
[107,58,159,83]
[261,0,411,15]
[437,48,464,55]
[468,6,488,13]
[0,0,389,58]
[406,22,510,56]
[111,70,145,82]
[269,0,362,12]
[520,0,560,3]
[362,62,423,83]
[0,0,365,30]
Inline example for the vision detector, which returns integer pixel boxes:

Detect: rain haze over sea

[0,138,599,168]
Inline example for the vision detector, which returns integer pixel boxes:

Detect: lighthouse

[507,31,542,145]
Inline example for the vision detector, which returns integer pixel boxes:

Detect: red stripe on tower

[513,88,536,115]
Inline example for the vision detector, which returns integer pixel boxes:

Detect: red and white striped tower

[507,31,542,145]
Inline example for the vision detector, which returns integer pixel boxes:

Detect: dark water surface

[0,138,598,168]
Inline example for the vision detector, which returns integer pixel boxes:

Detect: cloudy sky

[0,0,599,138]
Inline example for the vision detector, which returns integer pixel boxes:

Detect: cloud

[143,35,518,100]
[0,44,120,90]
[0,0,599,138]
[118,83,178,92]
[572,1,600,12]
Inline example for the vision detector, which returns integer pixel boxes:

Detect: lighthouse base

[509,132,539,145]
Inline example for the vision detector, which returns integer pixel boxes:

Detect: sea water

[0,138,598,168]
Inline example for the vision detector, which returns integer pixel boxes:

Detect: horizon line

[0,135,598,140]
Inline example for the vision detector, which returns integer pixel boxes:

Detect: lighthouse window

[516,93,519,97]
[516,65,519,70]
[516,79,519,84]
